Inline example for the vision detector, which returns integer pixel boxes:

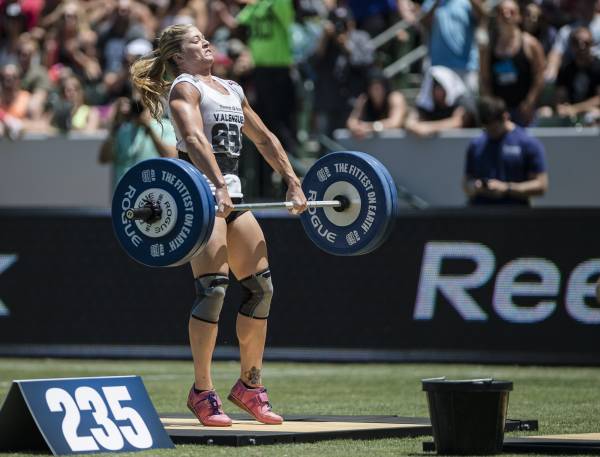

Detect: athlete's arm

[169,81,233,216]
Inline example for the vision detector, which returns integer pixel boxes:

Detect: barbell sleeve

[125,206,161,222]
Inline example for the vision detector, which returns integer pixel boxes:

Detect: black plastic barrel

[422,378,513,455]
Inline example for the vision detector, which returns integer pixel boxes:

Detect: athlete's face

[178,27,213,68]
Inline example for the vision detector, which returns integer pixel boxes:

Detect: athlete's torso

[168,73,246,197]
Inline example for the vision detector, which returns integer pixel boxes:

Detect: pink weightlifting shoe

[187,386,232,427]
[228,379,283,425]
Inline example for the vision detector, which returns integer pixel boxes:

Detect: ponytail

[130,23,194,123]
[130,53,170,123]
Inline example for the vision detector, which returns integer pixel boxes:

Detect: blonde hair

[130,24,193,122]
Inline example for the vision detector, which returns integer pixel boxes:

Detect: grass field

[1,358,600,456]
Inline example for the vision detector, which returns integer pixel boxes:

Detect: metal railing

[383,45,428,79]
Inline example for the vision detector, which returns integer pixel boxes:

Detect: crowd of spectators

[1,0,599,142]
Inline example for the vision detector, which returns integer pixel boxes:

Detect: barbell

[111,151,399,267]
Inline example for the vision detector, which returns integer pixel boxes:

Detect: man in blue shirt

[463,96,548,206]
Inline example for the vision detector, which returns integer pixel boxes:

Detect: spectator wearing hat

[0,0,44,31]
[346,70,407,139]
[404,65,476,137]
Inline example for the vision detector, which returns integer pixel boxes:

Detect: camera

[328,7,349,34]
[333,18,347,34]
[130,99,144,118]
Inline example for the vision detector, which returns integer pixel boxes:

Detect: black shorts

[177,150,246,225]
[226,198,247,225]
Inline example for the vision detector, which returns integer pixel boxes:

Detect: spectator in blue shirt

[420,0,486,93]
[463,96,548,206]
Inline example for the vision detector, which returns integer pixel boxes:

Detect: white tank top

[168,74,245,198]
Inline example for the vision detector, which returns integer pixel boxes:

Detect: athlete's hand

[215,186,234,218]
[286,184,308,215]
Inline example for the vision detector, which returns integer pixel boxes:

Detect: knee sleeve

[191,274,229,323]
[239,268,273,319]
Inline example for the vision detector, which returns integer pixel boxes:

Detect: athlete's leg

[188,217,229,391]
[226,211,282,424]
[226,211,269,387]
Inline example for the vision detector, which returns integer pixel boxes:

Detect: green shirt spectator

[237,0,294,67]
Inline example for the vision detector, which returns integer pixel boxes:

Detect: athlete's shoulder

[170,74,203,100]
[172,73,196,84]
[222,78,245,102]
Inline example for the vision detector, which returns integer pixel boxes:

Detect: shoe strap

[206,392,224,415]
[256,391,273,411]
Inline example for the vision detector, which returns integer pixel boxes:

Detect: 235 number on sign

[45,386,153,452]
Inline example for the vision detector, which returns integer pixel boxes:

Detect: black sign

[0,209,598,364]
